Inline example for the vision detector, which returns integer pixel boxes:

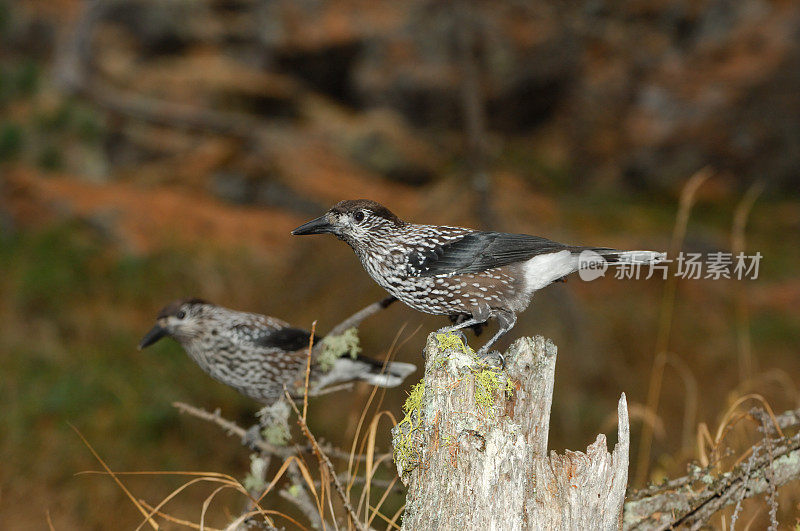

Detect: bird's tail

[353,356,417,388]
[322,356,416,389]
[588,248,666,264]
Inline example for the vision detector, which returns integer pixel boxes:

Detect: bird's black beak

[138,325,168,350]
[291,214,334,235]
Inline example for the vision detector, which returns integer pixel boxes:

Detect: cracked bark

[393,334,629,530]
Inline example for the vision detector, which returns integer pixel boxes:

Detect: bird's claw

[435,327,469,345]
[452,330,469,346]
[242,424,263,450]
[476,348,505,368]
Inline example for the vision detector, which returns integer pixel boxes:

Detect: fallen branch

[624,411,800,530]
[172,401,390,463]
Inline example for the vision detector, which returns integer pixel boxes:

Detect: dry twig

[284,387,368,531]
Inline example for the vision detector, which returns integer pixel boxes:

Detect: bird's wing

[230,319,318,352]
[408,231,571,277]
[253,327,318,352]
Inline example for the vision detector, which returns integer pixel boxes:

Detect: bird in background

[292,199,665,358]
[138,298,416,405]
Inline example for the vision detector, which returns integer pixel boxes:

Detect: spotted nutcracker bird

[138,298,416,405]
[292,200,665,357]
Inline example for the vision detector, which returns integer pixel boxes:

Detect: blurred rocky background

[1,0,799,528]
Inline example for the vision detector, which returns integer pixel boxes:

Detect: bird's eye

[353,211,365,223]
[176,310,186,319]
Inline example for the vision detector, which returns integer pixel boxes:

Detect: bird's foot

[242,424,264,451]
[475,348,505,368]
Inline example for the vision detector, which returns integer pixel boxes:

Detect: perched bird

[292,199,665,357]
[138,298,416,405]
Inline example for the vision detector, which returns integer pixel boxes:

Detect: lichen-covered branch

[172,401,389,463]
[393,333,629,530]
[623,426,800,530]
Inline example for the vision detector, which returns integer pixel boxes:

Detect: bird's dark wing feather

[251,327,319,351]
[409,231,571,277]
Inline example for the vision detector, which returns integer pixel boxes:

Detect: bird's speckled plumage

[293,199,665,355]
[139,298,416,404]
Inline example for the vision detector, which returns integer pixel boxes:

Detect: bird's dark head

[291,200,404,246]
[138,298,209,349]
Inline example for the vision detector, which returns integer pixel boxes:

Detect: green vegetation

[317,327,362,371]
[392,379,426,476]
[434,332,514,410]
[0,223,264,526]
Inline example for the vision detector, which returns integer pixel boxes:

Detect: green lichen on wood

[392,379,426,475]
[473,366,515,409]
[317,327,361,371]
[435,331,474,354]
[434,331,514,410]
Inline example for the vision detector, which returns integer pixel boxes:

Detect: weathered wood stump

[392,332,629,530]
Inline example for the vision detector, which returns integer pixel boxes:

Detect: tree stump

[392,333,630,530]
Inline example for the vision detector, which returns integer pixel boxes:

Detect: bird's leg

[437,306,491,349]
[437,316,484,334]
[437,304,491,334]
[436,316,484,347]
[475,310,517,365]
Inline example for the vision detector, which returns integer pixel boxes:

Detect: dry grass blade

[70,424,159,530]
[254,456,317,506]
[356,411,398,520]
[78,468,281,529]
[733,369,799,407]
[133,477,240,531]
[346,325,408,476]
[664,354,699,453]
[234,510,308,531]
[324,491,338,531]
[694,393,784,470]
[138,499,307,531]
[284,389,367,531]
[636,167,712,485]
[715,394,785,443]
[314,461,330,531]
[201,484,238,530]
[46,509,55,531]
[731,181,764,382]
[389,504,406,529]
[77,470,242,480]
[742,505,763,530]
[369,501,403,530]
[367,476,399,528]
[357,453,394,521]
[696,422,714,467]
[139,499,223,531]
[347,323,418,488]
[303,321,317,422]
